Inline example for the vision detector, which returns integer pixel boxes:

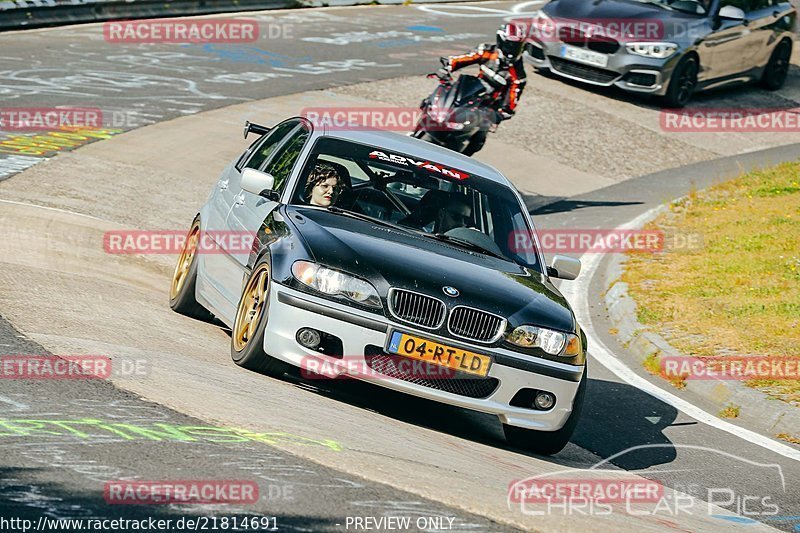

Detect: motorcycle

[411,71,500,156]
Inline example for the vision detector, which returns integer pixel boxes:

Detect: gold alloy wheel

[232,263,270,352]
[170,223,200,300]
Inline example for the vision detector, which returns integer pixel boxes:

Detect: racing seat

[398,189,448,231]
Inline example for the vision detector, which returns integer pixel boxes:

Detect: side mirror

[241,168,276,199]
[548,255,582,280]
[718,5,746,21]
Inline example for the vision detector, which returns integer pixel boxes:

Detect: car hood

[543,0,706,40]
[287,206,575,332]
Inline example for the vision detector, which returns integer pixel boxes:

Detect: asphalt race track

[1,2,800,531]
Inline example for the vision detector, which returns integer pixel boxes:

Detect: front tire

[230,256,291,377]
[760,39,792,91]
[503,370,587,456]
[169,218,212,321]
[662,55,698,108]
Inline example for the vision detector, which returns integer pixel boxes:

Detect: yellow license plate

[387,331,492,377]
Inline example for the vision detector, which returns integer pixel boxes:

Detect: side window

[262,124,311,195]
[747,0,772,10]
[239,121,298,171]
[235,136,262,170]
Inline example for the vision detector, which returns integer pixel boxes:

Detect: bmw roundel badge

[442,286,459,298]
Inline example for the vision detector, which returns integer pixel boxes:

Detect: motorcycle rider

[437,23,528,156]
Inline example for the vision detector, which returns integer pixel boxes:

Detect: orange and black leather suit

[443,43,527,116]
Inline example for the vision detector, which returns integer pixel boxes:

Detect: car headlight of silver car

[292,260,382,308]
[625,42,678,59]
[507,325,581,357]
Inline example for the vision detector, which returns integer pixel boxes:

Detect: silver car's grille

[447,306,506,343]
[388,289,446,329]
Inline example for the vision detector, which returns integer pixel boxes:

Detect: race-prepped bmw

[169,117,587,455]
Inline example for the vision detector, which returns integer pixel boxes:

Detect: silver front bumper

[525,41,678,95]
[262,283,584,432]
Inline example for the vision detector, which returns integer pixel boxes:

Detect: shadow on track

[0,466,338,530]
[271,367,679,470]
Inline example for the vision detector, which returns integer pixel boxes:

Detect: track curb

[602,204,800,441]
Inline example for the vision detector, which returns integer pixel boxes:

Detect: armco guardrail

[0,0,300,31]
[0,0,471,32]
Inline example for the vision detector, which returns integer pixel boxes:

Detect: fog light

[297,328,321,349]
[534,392,556,410]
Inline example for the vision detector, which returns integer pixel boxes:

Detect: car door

[202,119,301,317]
[704,0,761,79]
[224,120,312,301]
[747,0,792,69]
[743,0,783,70]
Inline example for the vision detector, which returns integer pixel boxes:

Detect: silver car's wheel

[169,217,213,321]
[761,40,792,91]
[231,256,291,377]
[662,56,698,108]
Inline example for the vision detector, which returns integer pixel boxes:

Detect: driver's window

[240,120,298,172]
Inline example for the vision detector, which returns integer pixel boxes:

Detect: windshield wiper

[424,232,508,260]
[325,206,416,235]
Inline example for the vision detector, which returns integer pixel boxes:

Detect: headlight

[507,325,581,356]
[445,122,465,130]
[530,11,556,37]
[427,106,447,123]
[292,261,382,308]
[625,42,678,59]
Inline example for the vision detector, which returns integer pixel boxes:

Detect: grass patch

[623,162,800,404]
[719,404,740,418]
[776,433,800,445]
[642,352,686,388]
[643,352,662,375]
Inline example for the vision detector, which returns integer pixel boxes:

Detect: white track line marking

[0,198,108,222]
[559,206,800,463]
[416,1,544,18]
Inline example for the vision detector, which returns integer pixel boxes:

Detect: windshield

[290,137,541,270]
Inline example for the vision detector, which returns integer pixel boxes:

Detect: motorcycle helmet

[496,23,526,61]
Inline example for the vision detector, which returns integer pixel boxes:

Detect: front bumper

[525,40,681,96]
[262,283,584,432]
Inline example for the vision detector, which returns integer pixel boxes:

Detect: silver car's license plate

[560,44,609,68]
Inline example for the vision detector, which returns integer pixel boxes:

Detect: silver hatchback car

[524,0,796,106]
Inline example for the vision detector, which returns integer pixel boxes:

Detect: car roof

[317,127,514,188]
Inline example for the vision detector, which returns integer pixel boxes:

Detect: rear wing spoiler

[243,121,270,139]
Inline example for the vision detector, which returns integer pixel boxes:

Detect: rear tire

[169,217,213,321]
[760,39,792,91]
[503,370,587,456]
[230,255,291,377]
[661,55,698,108]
